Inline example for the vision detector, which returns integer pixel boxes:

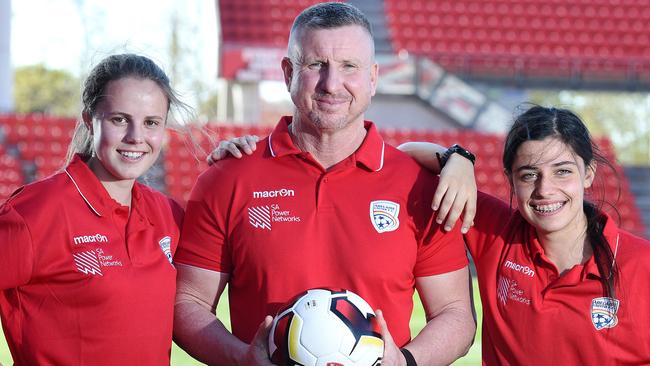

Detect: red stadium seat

[384,0,650,82]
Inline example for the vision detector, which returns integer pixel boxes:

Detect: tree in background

[14,64,79,116]
[530,91,650,165]
[167,4,220,124]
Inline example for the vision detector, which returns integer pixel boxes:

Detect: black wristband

[400,348,417,366]
[437,144,476,168]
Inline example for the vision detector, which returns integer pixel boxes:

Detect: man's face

[283,25,378,131]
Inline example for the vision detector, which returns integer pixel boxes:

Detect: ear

[369,62,379,97]
[584,161,597,189]
[82,111,93,133]
[281,57,293,92]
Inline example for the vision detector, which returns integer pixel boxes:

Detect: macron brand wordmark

[253,188,295,199]
[504,260,535,278]
[73,233,109,245]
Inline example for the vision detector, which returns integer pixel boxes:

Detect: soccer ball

[268,288,384,366]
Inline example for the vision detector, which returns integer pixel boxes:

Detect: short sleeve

[0,203,34,289]
[410,176,468,277]
[464,192,515,261]
[173,168,230,272]
[414,220,468,277]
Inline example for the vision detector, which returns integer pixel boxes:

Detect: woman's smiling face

[510,136,595,236]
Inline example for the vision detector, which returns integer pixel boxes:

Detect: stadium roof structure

[218,0,650,90]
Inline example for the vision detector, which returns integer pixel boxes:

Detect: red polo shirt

[0,155,183,365]
[175,117,467,346]
[467,192,650,365]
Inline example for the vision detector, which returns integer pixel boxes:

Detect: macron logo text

[253,189,295,199]
[504,260,535,278]
[73,234,109,245]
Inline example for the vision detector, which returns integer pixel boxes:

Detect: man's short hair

[290,2,373,37]
[288,2,374,59]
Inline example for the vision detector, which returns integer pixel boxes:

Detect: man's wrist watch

[436,144,476,168]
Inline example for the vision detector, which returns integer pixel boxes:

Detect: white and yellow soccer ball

[268,288,384,366]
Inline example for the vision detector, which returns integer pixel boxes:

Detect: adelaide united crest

[370,200,400,233]
[591,297,620,330]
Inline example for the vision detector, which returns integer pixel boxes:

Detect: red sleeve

[464,191,515,261]
[167,197,184,256]
[0,202,34,289]
[173,167,231,272]
[411,176,468,277]
[414,222,468,277]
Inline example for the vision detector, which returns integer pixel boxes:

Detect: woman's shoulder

[617,229,650,253]
[0,171,72,233]
[3,171,70,209]
[614,228,650,272]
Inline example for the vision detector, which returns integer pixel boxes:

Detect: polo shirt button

[323,178,328,183]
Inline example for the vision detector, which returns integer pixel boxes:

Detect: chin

[109,165,151,182]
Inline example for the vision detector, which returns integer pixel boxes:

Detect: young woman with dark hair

[404,105,650,365]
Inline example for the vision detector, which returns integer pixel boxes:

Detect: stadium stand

[0,114,645,237]
[0,114,73,180]
[384,0,650,88]
[219,0,650,89]
[0,144,22,199]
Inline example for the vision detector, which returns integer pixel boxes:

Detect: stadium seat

[384,0,650,82]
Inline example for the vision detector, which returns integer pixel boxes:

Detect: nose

[318,65,342,94]
[124,122,145,144]
[534,174,554,197]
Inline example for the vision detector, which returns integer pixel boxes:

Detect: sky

[9,0,219,94]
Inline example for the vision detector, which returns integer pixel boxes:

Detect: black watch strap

[436,144,476,168]
[400,348,417,366]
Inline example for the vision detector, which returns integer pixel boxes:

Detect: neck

[290,115,367,170]
[537,214,591,275]
[88,157,134,208]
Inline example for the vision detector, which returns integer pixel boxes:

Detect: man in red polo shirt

[172,3,475,365]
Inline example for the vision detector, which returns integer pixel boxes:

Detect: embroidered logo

[159,236,173,264]
[253,188,295,199]
[248,204,301,231]
[497,276,511,304]
[497,276,531,306]
[73,250,103,276]
[370,200,400,233]
[591,297,620,330]
[503,260,535,278]
[72,233,108,245]
[249,205,272,230]
[72,248,123,276]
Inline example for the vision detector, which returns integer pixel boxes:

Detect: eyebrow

[108,111,164,120]
[515,160,578,172]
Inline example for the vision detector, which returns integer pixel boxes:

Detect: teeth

[533,202,563,213]
[120,151,144,159]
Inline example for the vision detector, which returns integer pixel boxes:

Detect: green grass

[2,279,482,365]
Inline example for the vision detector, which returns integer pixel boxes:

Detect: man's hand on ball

[242,315,274,366]
[376,310,407,366]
